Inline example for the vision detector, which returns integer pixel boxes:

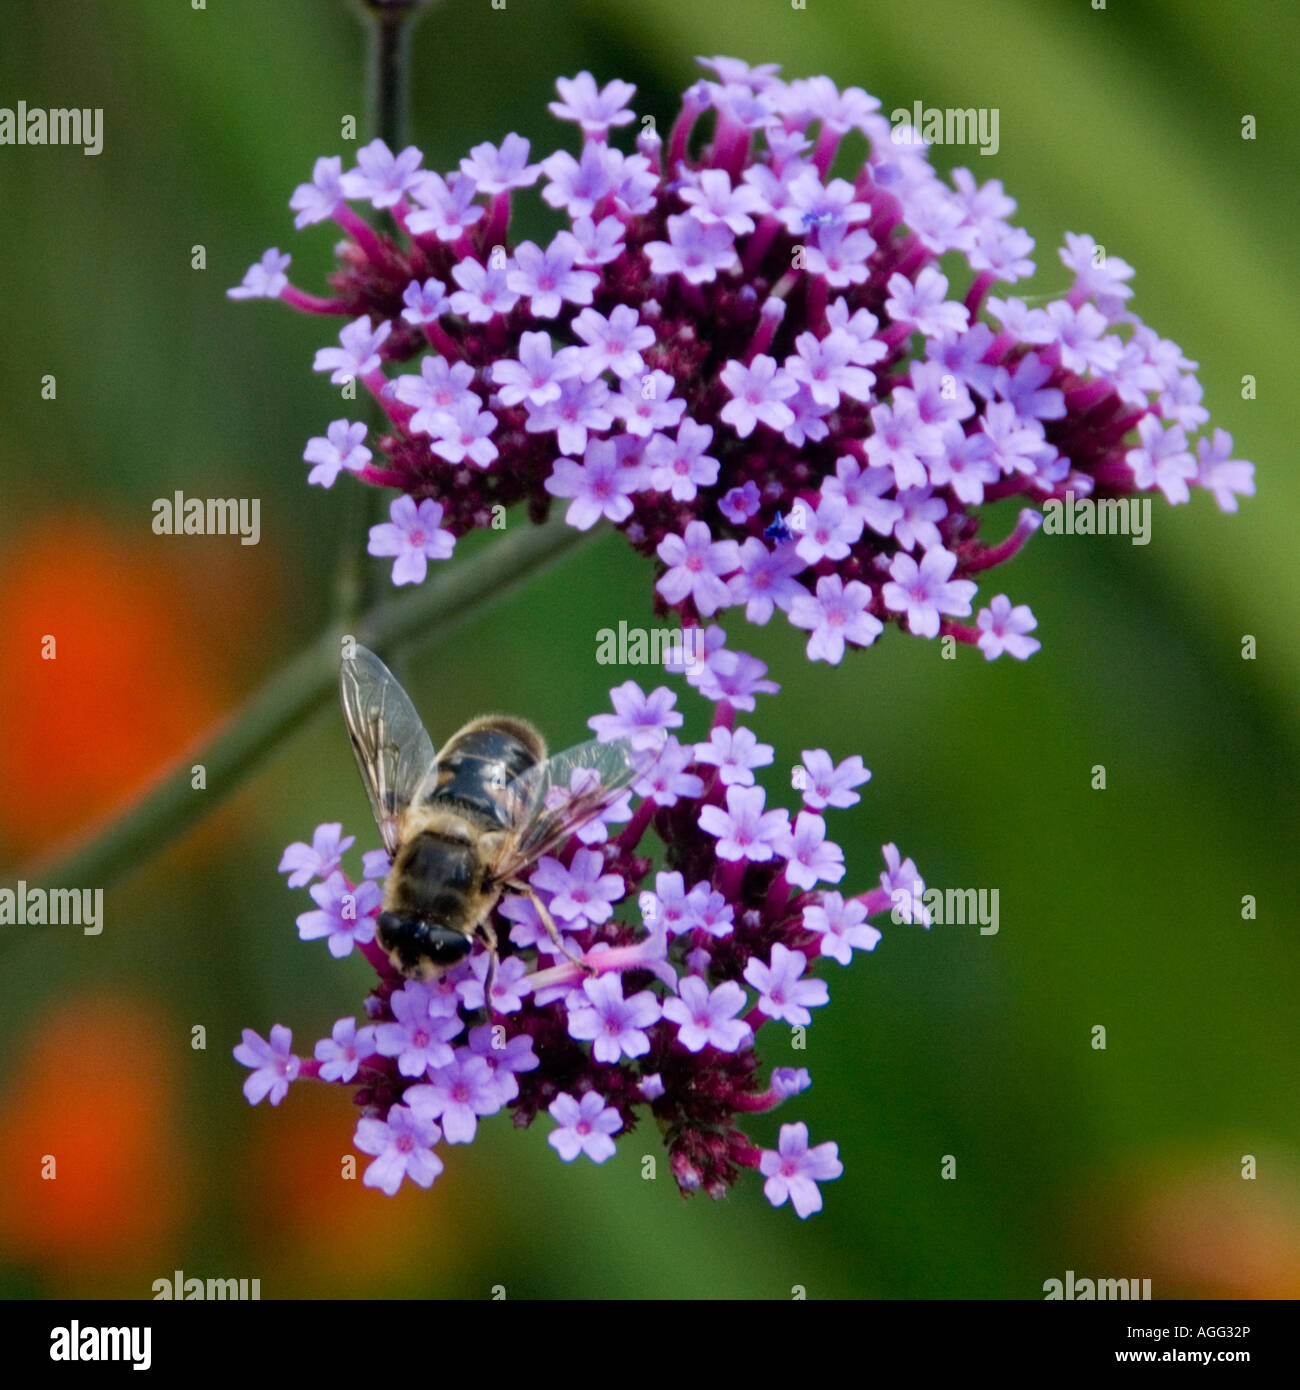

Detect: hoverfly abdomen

[389,829,480,931]
[426,718,545,829]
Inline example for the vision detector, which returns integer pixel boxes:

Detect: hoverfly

[339,643,655,998]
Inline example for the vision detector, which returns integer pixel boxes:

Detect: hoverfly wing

[488,735,662,883]
[339,644,437,859]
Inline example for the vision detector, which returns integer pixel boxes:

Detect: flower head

[240,670,912,1214]
[233,58,1251,672]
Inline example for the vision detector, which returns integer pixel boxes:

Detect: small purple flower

[662,978,753,1053]
[785,331,877,409]
[1126,414,1197,505]
[541,142,621,219]
[401,277,450,326]
[408,170,485,241]
[570,304,655,382]
[227,248,290,300]
[976,595,1041,661]
[531,849,625,927]
[882,548,977,639]
[460,133,540,193]
[429,397,498,469]
[644,419,720,502]
[719,480,762,525]
[728,538,806,625]
[778,812,846,891]
[490,331,579,408]
[548,71,637,136]
[547,1091,622,1163]
[279,822,355,888]
[634,735,705,806]
[393,356,478,436]
[448,254,517,321]
[803,893,882,965]
[640,871,694,936]
[588,680,682,751]
[880,843,932,926]
[694,725,774,787]
[566,974,661,1063]
[794,495,860,566]
[1043,300,1122,376]
[760,1122,843,1218]
[314,1017,379,1084]
[507,239,599,319]
[719,355,798,438]
[744,943,829,1025]
[467,1026,539,1106]
[289,156,344,227]
[788,576,883,664]
[799,751,870,810]
[644,213,739,285]
[339,138,426,209]
[354,1105,443,1195]
[234,1025,300,1106]
[885,266,968,338]
[527,375,614,457]
[361,849,392,881]
[1060,231,1135,316]
[545,436,641,530]
[455,953,531,1015]
[374,983,463,1077]
[894,487,948,552]
[295,872,381,958]
[610,370,686,438]
[405,1054,501,1144]
[771,1068,812,1100]
[303,420,371,489]
[699,784,790,863]
[1195,429,1254,513]
[685,631,780,709]
[656,521,741,617]
[555,214,626,266]
[313,315,391,384]
[368,496,456,585]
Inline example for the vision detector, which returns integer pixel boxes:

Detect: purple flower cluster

[236,667,922,1216]
[232,57,1251,662]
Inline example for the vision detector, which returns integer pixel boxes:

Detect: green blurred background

[0,0,1296,1299]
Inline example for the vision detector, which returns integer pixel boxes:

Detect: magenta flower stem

[280,285,350,314]
[964,508,1043,572]
[334,203,390,267]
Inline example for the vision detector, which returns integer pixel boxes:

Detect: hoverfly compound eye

[424,926,473,965]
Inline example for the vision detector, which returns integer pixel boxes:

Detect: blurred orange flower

[0,518,229,857]
[0,994,188,1289]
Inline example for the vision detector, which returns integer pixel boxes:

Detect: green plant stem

[18,519,591,897]
[356,0,431,152]
[335,0,433,632]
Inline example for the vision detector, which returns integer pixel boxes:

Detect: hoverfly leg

[477,918,501,1017]
[517,884,595,976]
